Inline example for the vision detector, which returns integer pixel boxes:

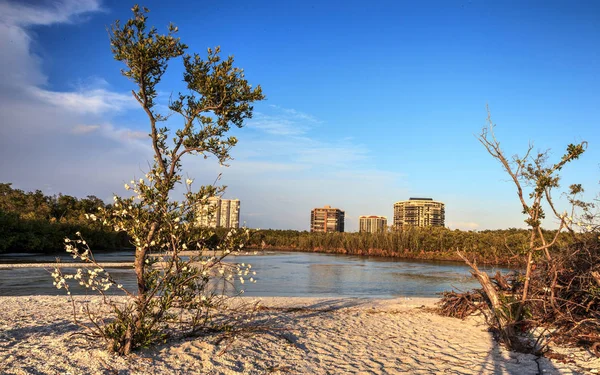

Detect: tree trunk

[458,251,517,347]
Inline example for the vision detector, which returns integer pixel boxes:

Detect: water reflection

[0,251,511,298]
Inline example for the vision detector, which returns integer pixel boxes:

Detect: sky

[0,0,599,232]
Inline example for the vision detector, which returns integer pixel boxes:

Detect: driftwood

[437,291,482,319]
[447,240,600,356]
[457,252,502,312]
[493,271,511,290]
[592,271,600,288]
[456,251,527,351]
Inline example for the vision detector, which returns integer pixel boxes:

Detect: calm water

[0,251,511,297]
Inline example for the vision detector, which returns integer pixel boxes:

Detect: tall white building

[359,215,387,233]
[197,197,240,228]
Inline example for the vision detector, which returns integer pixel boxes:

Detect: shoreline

[0,248,518,269]
[248,246,525,267]
[0,295,596,374]
[0,250,250,269]
[1,247,522,267]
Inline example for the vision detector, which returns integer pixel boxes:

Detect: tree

[52,5,264,355]
[460,107,586,351]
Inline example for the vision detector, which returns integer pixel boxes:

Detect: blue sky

[0,0,598,231]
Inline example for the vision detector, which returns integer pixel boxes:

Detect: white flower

[186,178,193,185]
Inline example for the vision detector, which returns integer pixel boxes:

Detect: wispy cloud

[71,123,149,149]
[0,0,102,27]
[31,87,136,115]
[268,104,322,123]
[72,124,100,134]
[247,104,322,136]
[247,113,308,136]
[200,104,408,230]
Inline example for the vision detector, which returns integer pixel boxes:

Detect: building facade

[197,197,240,228]
[311,205,345,232]
[393,198,445,228]
[359,215,388,233]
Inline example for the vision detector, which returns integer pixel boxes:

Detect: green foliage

[0,183,127,253]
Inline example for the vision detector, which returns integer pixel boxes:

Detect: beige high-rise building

[359,215,387,233]
[393,198,445,228]
[311,205,345,233]
[228,199,240,228]
[197,197,240,228]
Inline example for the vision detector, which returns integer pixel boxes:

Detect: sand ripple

[0,296,596,374]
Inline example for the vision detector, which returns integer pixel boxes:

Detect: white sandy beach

[1,296,598,374]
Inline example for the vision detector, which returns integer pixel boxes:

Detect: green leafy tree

[52,5,264,355]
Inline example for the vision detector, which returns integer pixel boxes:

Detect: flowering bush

[52,4,264,355]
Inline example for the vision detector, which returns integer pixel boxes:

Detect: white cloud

[0,0,102,27]
[31,87,136,114]
[0,1,104,90]
[0,0,133,116]
[0,0,151,200]
[0,1,407,232]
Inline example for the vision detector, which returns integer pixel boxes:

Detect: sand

[0,296,597,374]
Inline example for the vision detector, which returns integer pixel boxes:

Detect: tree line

[0,183,129,253]
[247,227,581,266]
[1,181,580,265]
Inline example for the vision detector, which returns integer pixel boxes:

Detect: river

[0,250,511,297]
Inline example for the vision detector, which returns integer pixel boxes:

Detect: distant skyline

[1,0,598,232]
